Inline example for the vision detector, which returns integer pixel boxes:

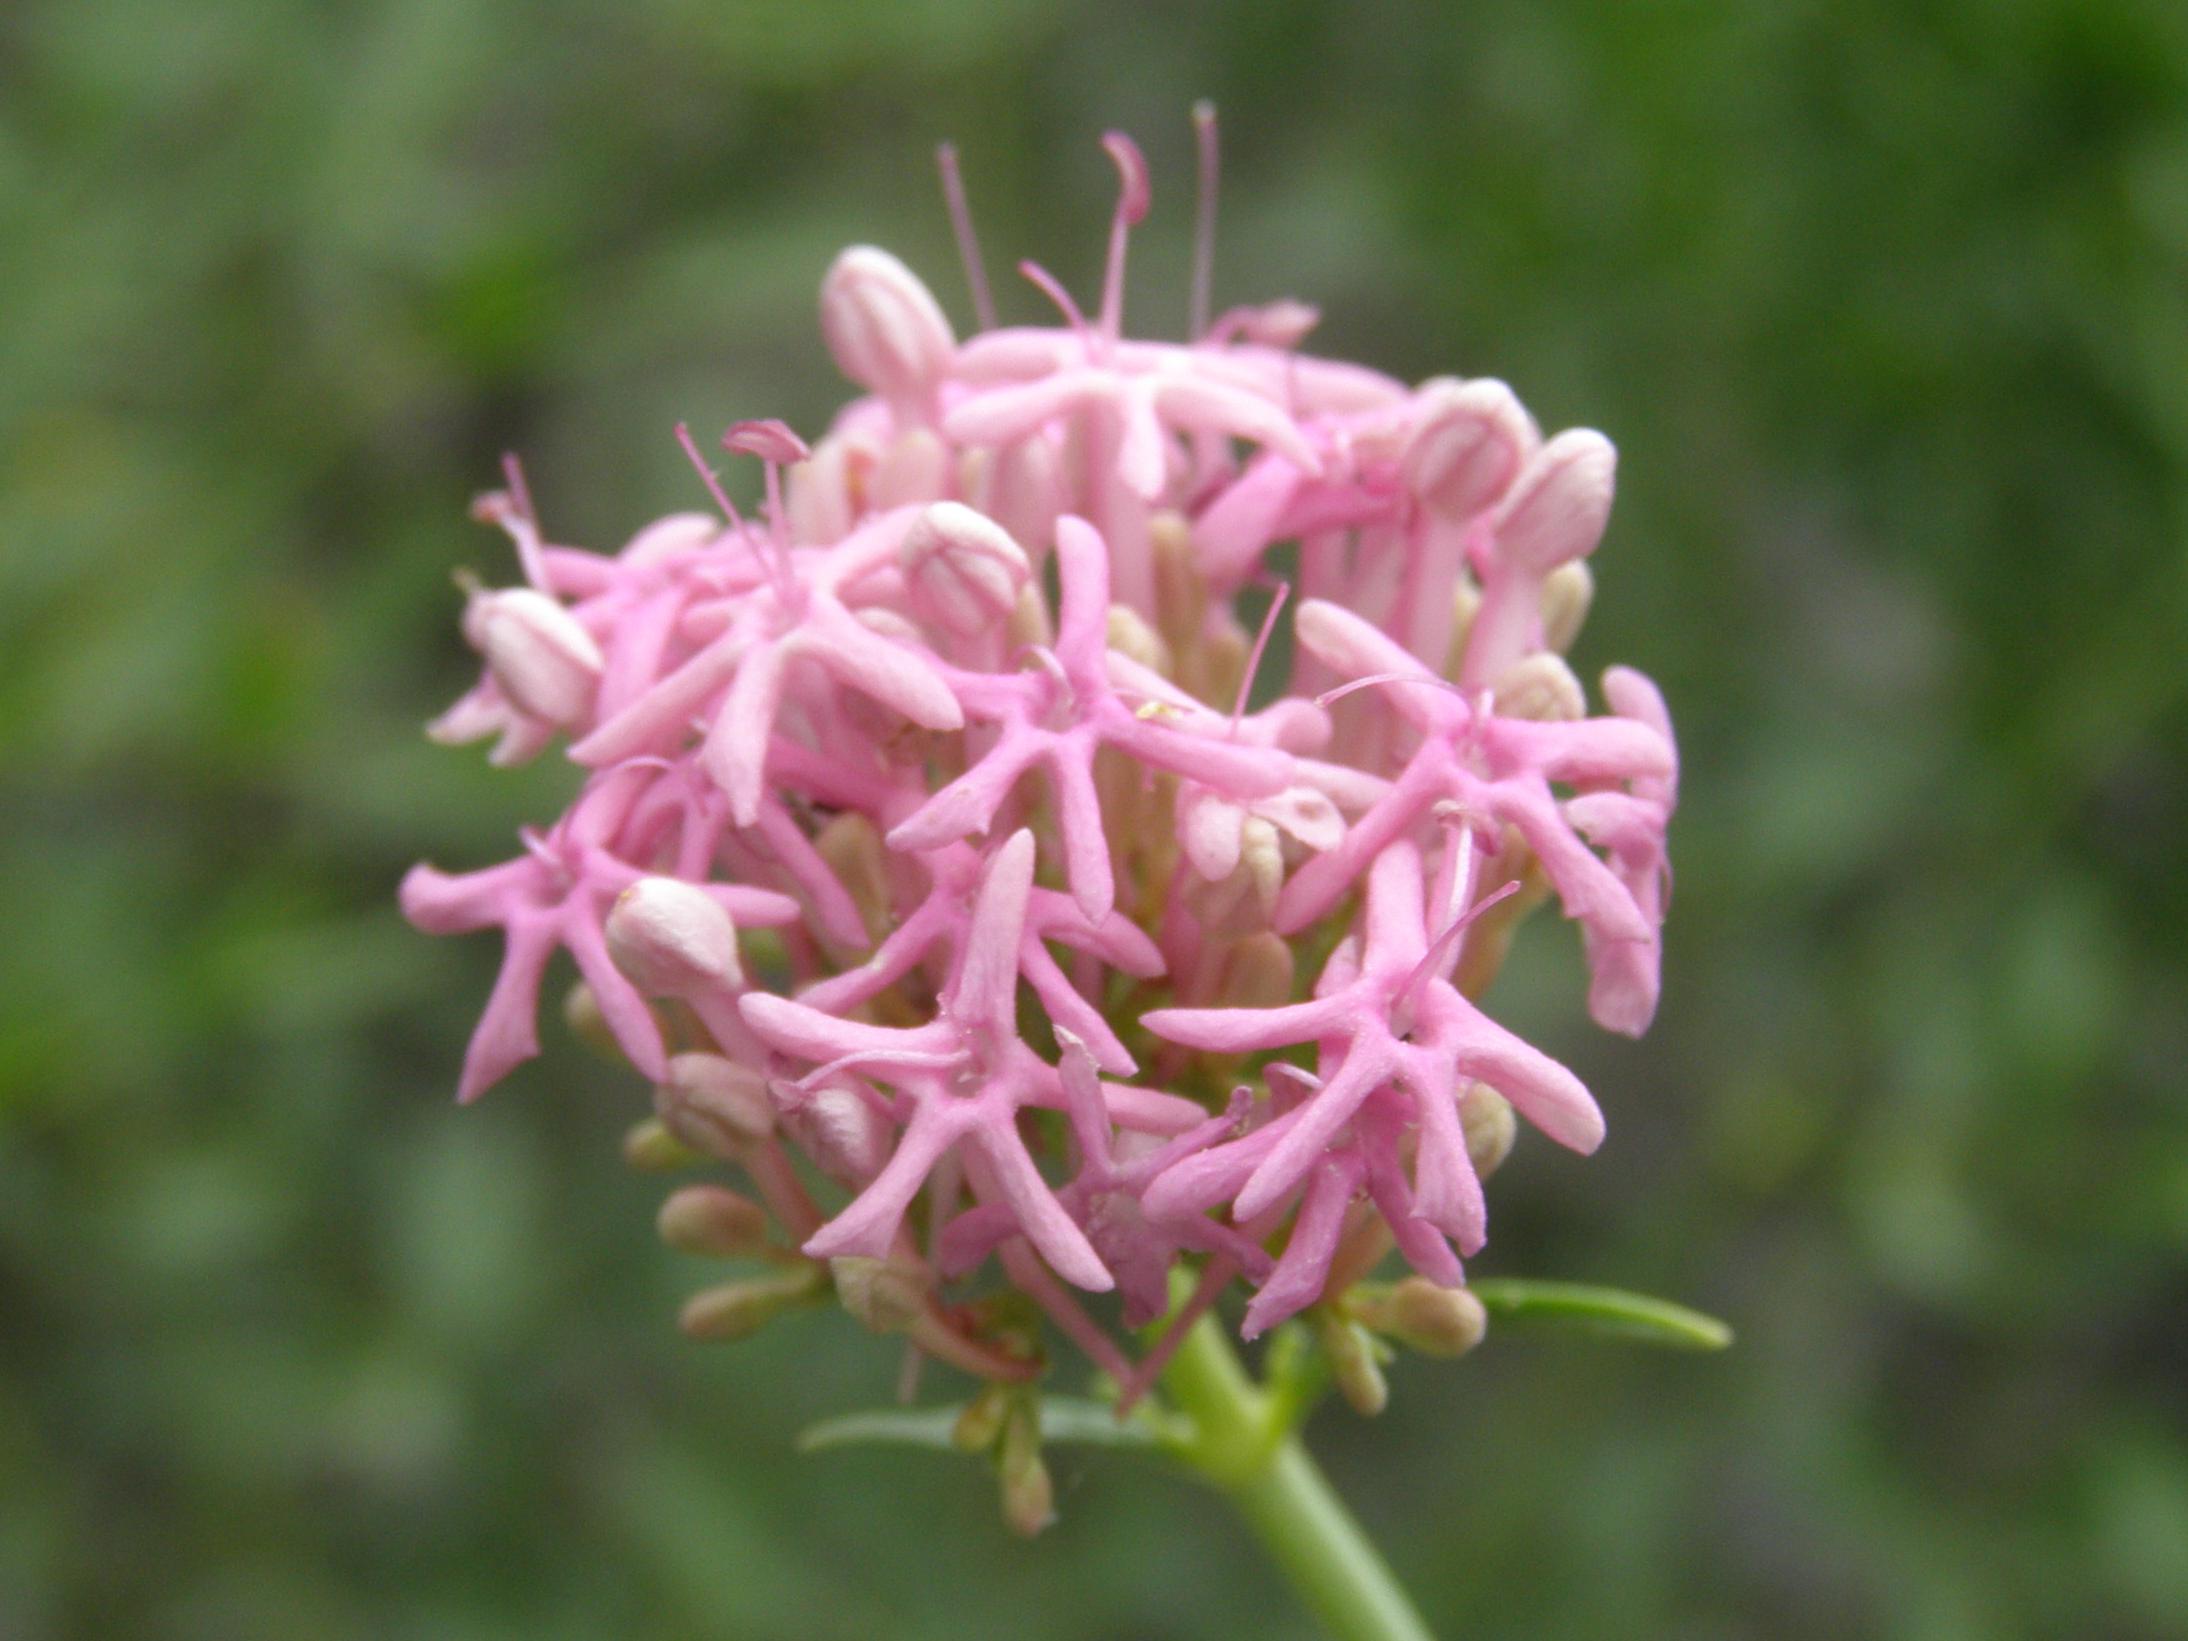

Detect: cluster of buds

[404,115,1676,1434]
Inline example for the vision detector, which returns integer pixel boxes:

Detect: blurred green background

[5,1,2187,1636]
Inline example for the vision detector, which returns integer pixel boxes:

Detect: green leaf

[796,1405,964,1455]
[796,1396,1159,1455]
[1469,1279,1733,1351]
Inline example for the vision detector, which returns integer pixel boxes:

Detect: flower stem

[1159,1312,1435,1641]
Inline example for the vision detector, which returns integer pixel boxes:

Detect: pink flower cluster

[404,124,1675,1385]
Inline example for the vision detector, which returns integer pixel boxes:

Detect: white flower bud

[899,502,1032,637]
[463,587,602,726]
[820,246,956,410]
[605,878,743,999]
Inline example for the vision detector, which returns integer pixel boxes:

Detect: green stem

[1159,1313,1435,1641]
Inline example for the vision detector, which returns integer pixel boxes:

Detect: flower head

[405,114,1676,1398]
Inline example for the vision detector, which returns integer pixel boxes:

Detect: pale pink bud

[605,877,743,998]
[1494,653,1586,723]
[462,587,602,726]
[1492,428,1617,576]
[975,435,1063,554]
[1459,1082,1518,1178]
[868,428,951,508]
[998,1400,1054,1537]
[1209,297,1325,348]
[618,511,721,569]
[899,501,1032,636]
[1358,1277,1488,1358]
[785,435,866,545]
[657,1184,770,1258]
[679,1265,824,1342]
[1315,1313,1390,1416]
[1218,930,1296,1010]
[829,1254,929,1332]
[819,246,956,410]
[656,1052,775,1151]
[1228,298,1322,348]
[774,1081,891,1187]
[1105,604,1170,672]
[1403,378,1535,519]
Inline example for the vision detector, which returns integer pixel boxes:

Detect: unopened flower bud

[1459,1081,1518,1178]
[998,1399,1054,1538]
[606,878,743,998]
[829,1255,930,1333]
[820,246,955,410]
[1239,815,1284,916]
[462,586,603,726]
[1219,930,1296,1011]
[678,1265,824,1343]
[1491,428,1617,576]
[1230,298,1321,348]
[977,435,1063,558]
[870,427,951,508]
[1149,509,1205,658]
[852,604,925,645]
[1006,576,1054,651]
[812,812,889,944]
[1105,603,1171,674]
[1359,1277,1488,1358]
[1540,560,1594,653]
[1443,577,1483,679]
[563,980,625,1065]
[656,1052,775,1153]
[1315,1313,1390,1416]
[1494,653,1586,723]
[623,1116,700,1173]
[900,502,1032,637]
[617,511,721,570]
[1403,378,1533,520]
[657,1184,770,1258]
[952,1383,1012,1454]
[785,433,867,545]
[775,1081,891,1187]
